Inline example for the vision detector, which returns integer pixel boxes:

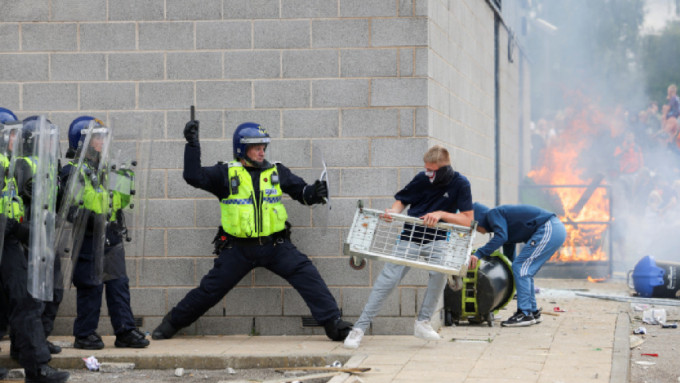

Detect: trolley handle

[360,207,473,232]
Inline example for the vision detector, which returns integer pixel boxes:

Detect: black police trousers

[169,238,341,329]
[72,243,135,337]
[0,237,51,373]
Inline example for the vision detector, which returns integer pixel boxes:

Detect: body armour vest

[220,161,287,238]
[0,154,24,220]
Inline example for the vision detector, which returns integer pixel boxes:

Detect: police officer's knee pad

[324,318,352,342]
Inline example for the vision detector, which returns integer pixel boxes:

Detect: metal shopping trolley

[343,201,477,276]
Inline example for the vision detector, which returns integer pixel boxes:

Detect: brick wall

[0,0,527,336]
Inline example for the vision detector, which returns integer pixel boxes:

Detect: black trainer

[533,308,543,324]
[115,328,150,348]
[501,310,536,327]
[46,340,62,354]
[74,333,105,350]
[152,313,179,340]
[25,364,69,383]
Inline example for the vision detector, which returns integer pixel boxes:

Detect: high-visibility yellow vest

[220,161,287,238]
[0,154,24,220]
[69,161,128,221]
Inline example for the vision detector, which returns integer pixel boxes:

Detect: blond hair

[423,145,451,165]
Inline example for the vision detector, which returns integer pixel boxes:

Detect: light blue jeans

[353,240,448,332]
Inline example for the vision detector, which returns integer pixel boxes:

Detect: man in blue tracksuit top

[471,203,566,327]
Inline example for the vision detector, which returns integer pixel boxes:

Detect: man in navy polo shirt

[344,145,473,349]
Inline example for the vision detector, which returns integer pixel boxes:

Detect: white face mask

[425,170,436,183]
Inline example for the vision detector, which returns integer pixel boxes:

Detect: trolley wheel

[349,256,366,270]
[486,312,494,327]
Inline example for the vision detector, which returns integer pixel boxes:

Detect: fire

[528,102,613,263]
[587,276,606,283]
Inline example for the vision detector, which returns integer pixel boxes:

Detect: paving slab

[0,278,634,382]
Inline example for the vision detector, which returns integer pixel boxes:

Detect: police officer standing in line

[12,116,64,359]
[60,116,150,350]
[0,107,18,381]
[0,112,69,383]
[152,111,352,342]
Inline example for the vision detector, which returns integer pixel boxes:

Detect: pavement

[0,278,639,382]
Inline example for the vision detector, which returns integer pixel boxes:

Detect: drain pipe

[494,15,501,206]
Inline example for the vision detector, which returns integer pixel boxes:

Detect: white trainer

[343,328,364,349]
[414,319,442,341]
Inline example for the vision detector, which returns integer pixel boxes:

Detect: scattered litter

[633,304,650,311]
[226,367,236,374]
[643,309,667,325]
[634,327,647,335]
[326,361,342,368]
[634,361,656,366]
[641,353,659,357]
[630,335,645,349]
[594,348,602,351]
[83,356,100,371]
[174,368,184,377]
[662,323,678,329]
[553,307,566,312]
[8,369,25,379]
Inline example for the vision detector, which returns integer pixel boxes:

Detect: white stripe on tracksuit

[519,220,552,277]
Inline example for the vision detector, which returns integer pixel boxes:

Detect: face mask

[427,165,454,185]
[425,170,436,182]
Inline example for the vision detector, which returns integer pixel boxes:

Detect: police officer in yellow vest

[152,118,352,342]
[11,117,64,361]
[61,116,149,350]
[0,115,69,383]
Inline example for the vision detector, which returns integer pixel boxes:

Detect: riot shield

[56,121,112,288]
[106,115,155,281]
[25,116,60,301]
[311,144,331,235]
[0,122,22,266]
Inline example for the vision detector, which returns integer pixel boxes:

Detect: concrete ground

[2,278,678,382]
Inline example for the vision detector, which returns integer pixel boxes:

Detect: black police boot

[46,340,62,354]
[324,317,353,341]
[0,367,8,380]
[74,333,105,350]
[152,313,179,340]
[25,364,69,383]
[115,328,150,348]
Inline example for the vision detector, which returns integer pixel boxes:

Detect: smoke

[523,1,680,273]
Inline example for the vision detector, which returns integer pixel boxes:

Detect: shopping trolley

[343,201,477,276]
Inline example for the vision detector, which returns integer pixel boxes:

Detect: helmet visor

[241,137,271,145]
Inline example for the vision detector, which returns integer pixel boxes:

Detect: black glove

[7,218,30,245]
[312,180,328,204]
[184,120,200,145]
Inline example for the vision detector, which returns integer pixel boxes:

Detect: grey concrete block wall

[0,0,526,336]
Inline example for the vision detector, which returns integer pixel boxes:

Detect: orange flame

[528,102,614,263]
[587,276,607,283]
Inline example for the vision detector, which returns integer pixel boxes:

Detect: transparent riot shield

[106,115,155,281]
[312,143,331,235]
[0,123,22,266]
[25,117,60,301]
[56,121,112,288]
